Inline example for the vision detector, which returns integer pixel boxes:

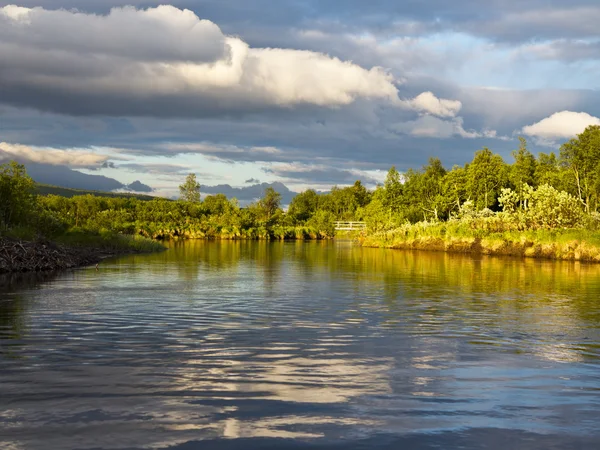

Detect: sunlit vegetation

[2,125,600,261]
[360,125,600,261]
[0,161,162,253]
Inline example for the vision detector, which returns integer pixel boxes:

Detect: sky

[1,1,599,198]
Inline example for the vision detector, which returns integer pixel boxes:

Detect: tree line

[355,126,600,231]
[1,125,598,242]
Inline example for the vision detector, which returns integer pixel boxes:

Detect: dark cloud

[0,5,403,119]
[1,1,599,190]
[245,178,260,184]
[3,1,600,45]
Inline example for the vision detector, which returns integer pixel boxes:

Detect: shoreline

[360,233,600,263]
[0,238,161,274]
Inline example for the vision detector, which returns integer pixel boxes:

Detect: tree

[420,157,449,220]
[179,173,201,202]
[288,189,319,223]
[444,165,468,213]
[329,186,358,220]
[258,187,282,221]
[510,137,537,208]
[535,152,561,188]
[467,148,507,210]
[383,166,403,213]
[0,161,37,231]
[560,125,600,213]
[351,180,371,207]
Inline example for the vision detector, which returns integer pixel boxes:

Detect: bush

[499,184,584,229]
[307,210,335,238]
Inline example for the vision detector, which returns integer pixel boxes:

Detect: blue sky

[0,1,599,198]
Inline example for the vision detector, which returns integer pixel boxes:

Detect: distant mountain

[126,180,153,193]
[202,181,297,205]
[22,163,152,193]
[25,162,124,191]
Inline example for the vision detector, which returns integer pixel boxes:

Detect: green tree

[179,173,201,202]
[467,148,507,210]
[329,186,359,220]
[383,166,403,213]
[535,152,561,188]
[0,161,37,231]
[288,189,319,223]
[258,187,282,222]
[307,210,335,238]
[510,137,537,208]
[419,157,449,220]
[351,180,371,208]
[444,165,468,213]
[560,125,600,213]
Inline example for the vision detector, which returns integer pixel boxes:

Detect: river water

[1,240,600,449]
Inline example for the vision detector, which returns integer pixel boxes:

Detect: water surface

[1,241,600,449]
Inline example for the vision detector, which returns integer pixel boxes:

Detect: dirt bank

[0,238,118,273]
[360,235,600,262]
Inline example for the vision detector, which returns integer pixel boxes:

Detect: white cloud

[406,91,462,118]
[164,142,283,156]
[521,111,600,144]
[0,5,227,63]
[0,142,110,167]
[392,115,498,139]
[0,5,401,111]
[0,5,30,22]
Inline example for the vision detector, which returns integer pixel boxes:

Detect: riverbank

[0,234,165,273]
[360,224,600,262]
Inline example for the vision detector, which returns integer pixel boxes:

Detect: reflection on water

[1,241,599,449]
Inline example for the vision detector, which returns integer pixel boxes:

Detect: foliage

[383,166,403,213]
[466,147,507,210]
[560,125,600,212]
[499,184,584,229]
[510,137,537,207]
[179,173,201,202]
[257,187,282,222]
[288,189,319,223]
[0,162,38,232]
[3,129,600,252]
[306,210,335,238]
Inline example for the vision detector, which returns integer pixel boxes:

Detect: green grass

[361,219,600,262]
[1,226,38,241]
[55,228,166,253]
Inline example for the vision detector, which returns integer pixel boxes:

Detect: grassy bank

[361,221,600,262]
[55,228,166,253]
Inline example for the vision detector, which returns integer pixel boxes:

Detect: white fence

[334,221,366,231]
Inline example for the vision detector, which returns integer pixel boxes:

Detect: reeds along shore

[360,225,600,262]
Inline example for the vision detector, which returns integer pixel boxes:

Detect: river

[1,240,599,449]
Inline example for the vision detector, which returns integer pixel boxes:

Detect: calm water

[1,241,600,450]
